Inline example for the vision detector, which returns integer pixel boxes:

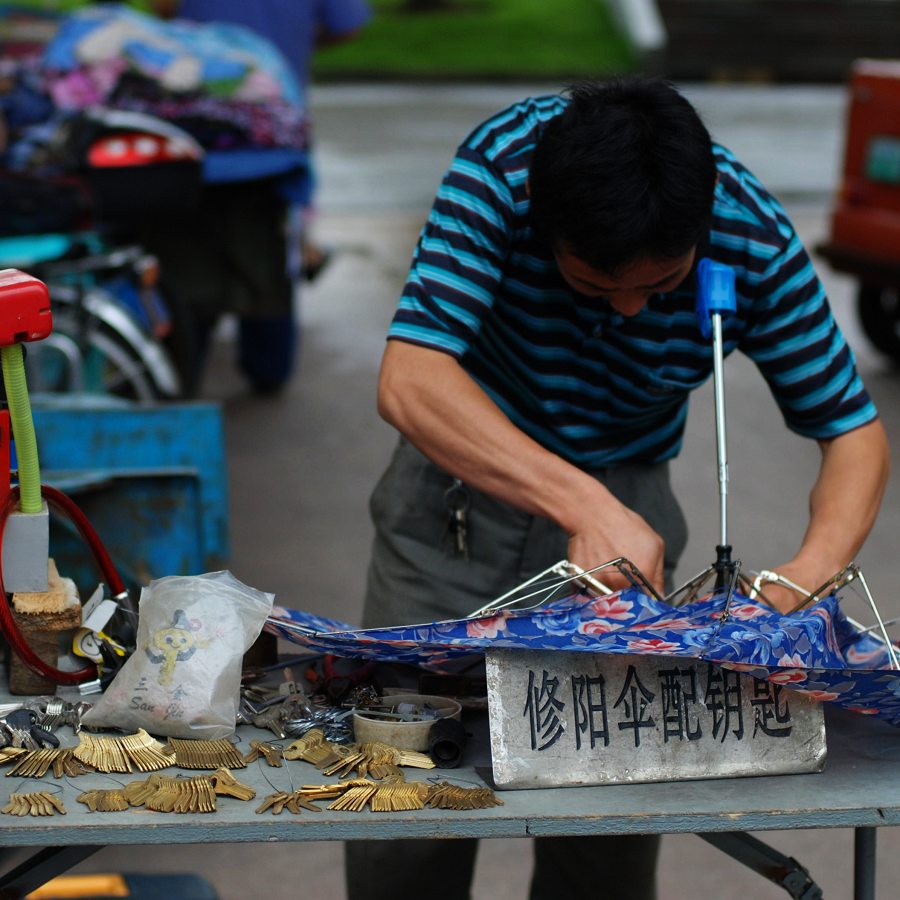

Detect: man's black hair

[528,77,717,275]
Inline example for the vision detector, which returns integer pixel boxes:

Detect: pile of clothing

[0,3,309,172]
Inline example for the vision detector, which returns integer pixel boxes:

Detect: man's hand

[754,558,852,614]
[566,494,666,596]
[751,566,819,614]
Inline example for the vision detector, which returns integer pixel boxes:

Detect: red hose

[40,484,126,598]
[0,485,121,684]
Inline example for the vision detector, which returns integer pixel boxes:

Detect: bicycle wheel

[28,313,179,402]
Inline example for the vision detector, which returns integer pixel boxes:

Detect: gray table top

[0,705,896,847]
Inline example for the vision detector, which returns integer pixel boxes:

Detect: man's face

[554,246,696,317]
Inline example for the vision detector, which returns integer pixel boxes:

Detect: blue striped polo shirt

[388,94,877,468]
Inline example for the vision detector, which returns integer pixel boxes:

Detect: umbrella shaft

[712,313,729,547]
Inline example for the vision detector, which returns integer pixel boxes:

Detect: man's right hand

[565,491,666,596]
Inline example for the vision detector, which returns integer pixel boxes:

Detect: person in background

[162,0,370,278]
[349,77,890,900]
[147,0,370,393]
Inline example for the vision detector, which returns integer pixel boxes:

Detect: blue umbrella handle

[696,258,737,337]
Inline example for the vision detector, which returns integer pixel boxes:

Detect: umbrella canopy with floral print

[265,584,900,726]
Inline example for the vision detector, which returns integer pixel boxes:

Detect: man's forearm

[779,419,890,594]
[377,340,668,589]
[377,340,596,530]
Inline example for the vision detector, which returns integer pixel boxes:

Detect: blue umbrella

[265,563,900,726]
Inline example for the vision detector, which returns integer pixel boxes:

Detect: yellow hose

[1,344,41,513]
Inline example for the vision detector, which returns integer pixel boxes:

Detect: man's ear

[525,177,530,197]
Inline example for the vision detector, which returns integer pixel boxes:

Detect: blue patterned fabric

[266,589,900,725]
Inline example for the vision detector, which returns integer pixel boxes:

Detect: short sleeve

[739,227,877,439]
[388,145,515,357]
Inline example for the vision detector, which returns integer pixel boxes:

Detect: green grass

[313,0,635,80]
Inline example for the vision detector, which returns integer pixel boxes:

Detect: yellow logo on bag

[144,609,209,686]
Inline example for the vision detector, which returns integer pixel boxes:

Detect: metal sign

[486,649,826,789]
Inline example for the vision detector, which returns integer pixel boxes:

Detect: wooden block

[9,562,82,695]
[12,559,77,615]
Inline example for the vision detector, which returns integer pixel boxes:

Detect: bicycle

[0,231,186,402]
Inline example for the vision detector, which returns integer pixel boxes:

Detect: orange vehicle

[818,59,900,359]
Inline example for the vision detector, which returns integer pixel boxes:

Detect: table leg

[854,827,877,900]
[0,845,101,899]
[697,832,822,898]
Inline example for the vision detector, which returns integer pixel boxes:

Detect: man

[347,78,889,900]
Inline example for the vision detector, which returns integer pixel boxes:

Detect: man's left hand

[752,561,837,614]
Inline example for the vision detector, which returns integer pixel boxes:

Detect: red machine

[819,59,900,359]
[0,269,52,345]
[0,268,46,513]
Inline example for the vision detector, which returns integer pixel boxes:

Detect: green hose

[1,344,41,514]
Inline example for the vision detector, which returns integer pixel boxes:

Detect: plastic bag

[82,571,274,739]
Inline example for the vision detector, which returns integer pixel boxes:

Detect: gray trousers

[346,438,689,900]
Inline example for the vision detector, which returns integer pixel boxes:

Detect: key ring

[443,478,470,511]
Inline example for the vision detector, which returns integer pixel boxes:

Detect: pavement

[67,83,900,898]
